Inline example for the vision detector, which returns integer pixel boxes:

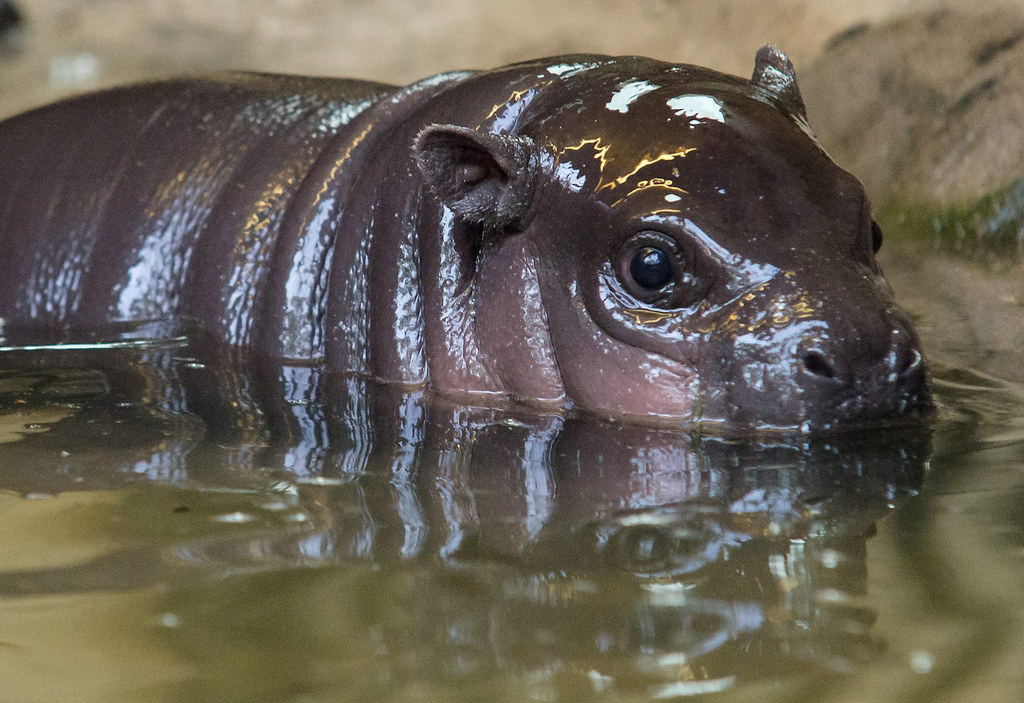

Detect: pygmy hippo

[0,47,930,433]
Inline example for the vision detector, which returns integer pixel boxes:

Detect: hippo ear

[414,124,539,231]
[751,45,807,120]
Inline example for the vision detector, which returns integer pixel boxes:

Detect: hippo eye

[616,230,710,308]
[630,247,673,289]
[870,219,883,254]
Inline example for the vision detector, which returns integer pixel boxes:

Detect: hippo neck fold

[322,63,576,405]
[257,70,473,364]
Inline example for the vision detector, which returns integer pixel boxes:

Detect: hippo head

[414,47,931,433]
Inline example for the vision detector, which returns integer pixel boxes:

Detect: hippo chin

[0,46,930,433]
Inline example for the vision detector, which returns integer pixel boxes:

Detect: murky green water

[0,243,1020,702]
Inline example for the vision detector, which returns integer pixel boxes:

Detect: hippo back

[0,73,401,348]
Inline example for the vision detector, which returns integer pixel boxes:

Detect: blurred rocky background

[0,1,1001,115]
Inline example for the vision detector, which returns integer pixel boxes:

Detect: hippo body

[0,49,930,432]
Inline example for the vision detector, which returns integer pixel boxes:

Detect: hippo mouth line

[687,353,934,436]
[690,401,934,438]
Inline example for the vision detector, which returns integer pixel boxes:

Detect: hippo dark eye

[870,219,883,254]
[615,230,710,308]
[630,246,673,289]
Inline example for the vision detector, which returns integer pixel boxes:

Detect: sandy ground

[0,0,1017,117]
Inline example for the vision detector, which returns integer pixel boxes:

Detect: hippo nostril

[802,351,836,380]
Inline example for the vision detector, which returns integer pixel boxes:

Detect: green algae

[881,179,1024,265]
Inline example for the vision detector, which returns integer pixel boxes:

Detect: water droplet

[498,418,529,428]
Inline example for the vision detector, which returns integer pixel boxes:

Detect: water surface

[0,260,1020,703]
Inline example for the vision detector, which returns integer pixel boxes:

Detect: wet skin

[0,47,930,433]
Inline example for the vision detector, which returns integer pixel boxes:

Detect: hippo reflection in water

[0,365,930,685]
[0,46,930,432]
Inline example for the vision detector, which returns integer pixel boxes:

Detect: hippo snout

[697,292,932,433]
[794,315,930,424]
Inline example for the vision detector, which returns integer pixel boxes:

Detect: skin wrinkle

[141,86,307,341]
[229,95,347,348]
[164,93,237,325]
[469,278,503,395]
[516,243,564,400]
[533,262,573,409]
[461,146,565,404]
[28,136,85,319]
[483,236,564,404]
[273,96,384,361]
[425,206,501,394]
